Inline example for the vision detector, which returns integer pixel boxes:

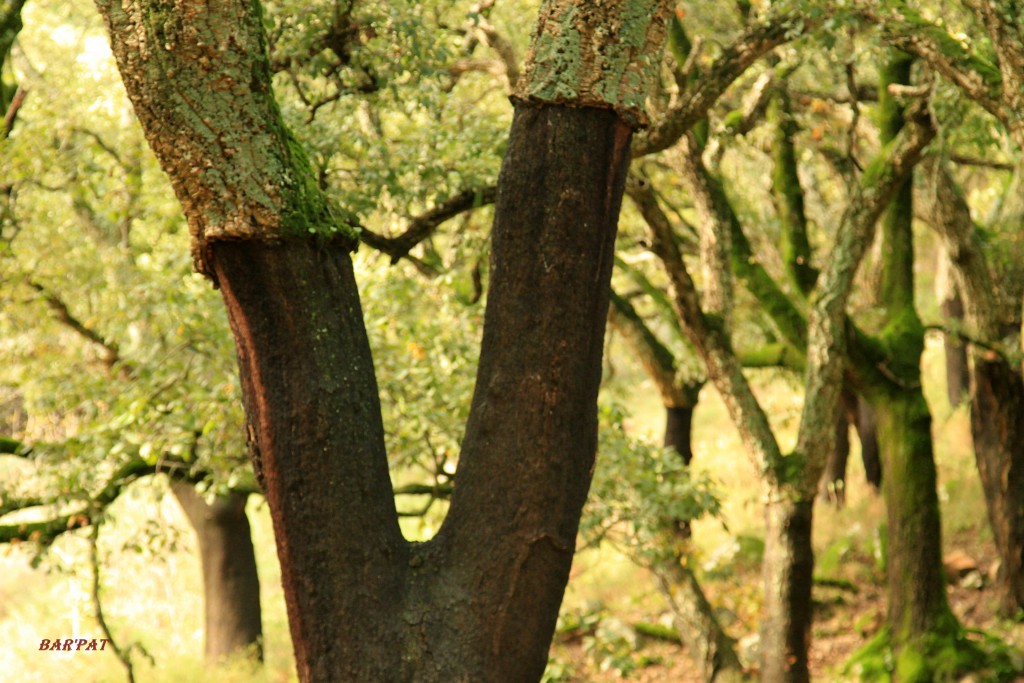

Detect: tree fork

[97,0,673,680]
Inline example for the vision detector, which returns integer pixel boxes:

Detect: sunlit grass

[0,488,296,682]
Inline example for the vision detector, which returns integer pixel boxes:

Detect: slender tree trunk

[665,405,695,466]
[970,356,1024,613]
[656,559,747,682]
[170,482,263,663]
[930,161,1024,615]
[760,499,814,683]
[937,253,969,407]
[942,291,969,407]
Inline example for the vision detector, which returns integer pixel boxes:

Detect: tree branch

[634,11,822,157]
[793,98,935,492]
[608,288,700,408]
[358,186,497,264]
[26,279,131,373]
[864,2,1006,123]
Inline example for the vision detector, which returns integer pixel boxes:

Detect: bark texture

[656,560,747,682]
[970,357,1024,613]
[171,483,263,662]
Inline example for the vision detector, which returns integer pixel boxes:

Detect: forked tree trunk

[170,482,263,662]
[96,1,672,680]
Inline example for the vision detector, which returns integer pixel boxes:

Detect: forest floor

[548,340,1024,681]
[549,517,1019,682]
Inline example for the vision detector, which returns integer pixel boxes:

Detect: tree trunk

[170,482,263,662]
[971,356,1024,613]
[819,389,857,505]
[96,1,672,679]
[656,559,747,682]
[937,257,969,407]
[664,405,695,466]
[875,393,958,650]
[760,498,814,683]
[943,293,969,407]
[866,51,963,675]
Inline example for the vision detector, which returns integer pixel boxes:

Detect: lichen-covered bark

[94,0,350,276]
[869,0,1024,147]
[643,72,932,681]
[633,11,824,157]
[677,135,734,324]
[514,0,672,126]
[655,559,747,682]
[96,1,671,680]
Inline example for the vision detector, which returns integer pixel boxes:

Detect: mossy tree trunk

[170,482,263,663]
[868,51,962,675]
[95,1,672,680]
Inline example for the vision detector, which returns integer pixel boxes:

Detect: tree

[93,0,673,680]
[867,0,1024,616]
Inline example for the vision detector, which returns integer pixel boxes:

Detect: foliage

[582,402,722,566]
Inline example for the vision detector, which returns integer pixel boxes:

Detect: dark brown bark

[212,239,406,682]
[170,482,263,662]
[436,105,633,680]
[665,405,695,466]
[211,105,633,682]
[760,499,814,683]
[970,357,1024,613]
[96,1,670,678]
